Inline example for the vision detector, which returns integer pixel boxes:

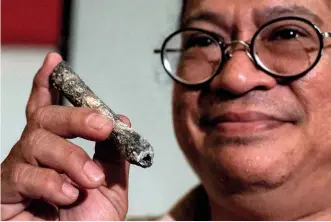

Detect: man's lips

[200,111,291,134]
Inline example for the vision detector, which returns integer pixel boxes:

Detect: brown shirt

[128,185,210,221]
[159,185,210,221]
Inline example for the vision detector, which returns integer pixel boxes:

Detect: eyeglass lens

[162,19,322,84]
[253,19,321,77]
[163,30,223,84]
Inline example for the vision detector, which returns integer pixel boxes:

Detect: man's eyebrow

[181,11,231,31]
[255,5,324,26]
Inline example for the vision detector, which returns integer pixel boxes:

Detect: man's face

[173,0,331,204]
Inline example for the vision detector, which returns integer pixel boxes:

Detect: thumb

[93,116,130,219]
[93,115,132,217]
[93,139,130,218]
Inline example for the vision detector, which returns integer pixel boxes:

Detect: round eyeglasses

[157,16,331,86]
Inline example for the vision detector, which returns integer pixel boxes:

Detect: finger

[1,199,31,220]
[29,105,113,141]
[118,114,131,127]
[7,163,79,206]
[26,52,62,119]
[93,140,130,218]
[10,200,58,221]
[20,129,105,188]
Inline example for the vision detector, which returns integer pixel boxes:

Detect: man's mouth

[200,111,291,135]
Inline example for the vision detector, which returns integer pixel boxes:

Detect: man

[1,0,331,220]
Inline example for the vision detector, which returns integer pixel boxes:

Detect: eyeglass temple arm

[154,49,181,54]
[323,32,331,38]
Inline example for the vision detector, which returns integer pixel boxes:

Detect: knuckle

[25,129,46,148]
[21,129,48,163]
[67,108,80,127]
[43,169,60,192]
[29,106,51,127]
[74,108,95,127]
[64,145,87,163]
[1,145,25,184]
[8,164,18,185]
[65,107,94,131]
[11,163,29,187]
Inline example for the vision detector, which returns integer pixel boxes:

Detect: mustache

[197,90,305,125]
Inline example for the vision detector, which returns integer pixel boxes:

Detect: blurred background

[1,0,198,218]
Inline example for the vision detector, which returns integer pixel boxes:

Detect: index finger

[26,52,63,119]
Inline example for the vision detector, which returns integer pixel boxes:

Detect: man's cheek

[293,65,331,159]
[172,94,188,122]
[292,61,331,108]
[173,88,199,116]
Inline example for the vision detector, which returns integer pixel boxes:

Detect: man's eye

[269,28,306,41]
[183,36,215,49]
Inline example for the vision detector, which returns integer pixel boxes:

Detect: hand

[1,53,130,220]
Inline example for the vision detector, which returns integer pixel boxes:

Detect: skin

[1,53,130,220]
[1,1,331,221]
[173,0,331,220]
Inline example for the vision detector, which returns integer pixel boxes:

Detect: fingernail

[62,182,79,200]
[118,115,131,127]
[83,160,105,183]
[87,113,111,130]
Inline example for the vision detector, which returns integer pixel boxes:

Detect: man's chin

[201,123,301,191]
[204,153,293,193]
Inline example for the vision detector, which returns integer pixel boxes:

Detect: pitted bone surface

[50,61,154,168]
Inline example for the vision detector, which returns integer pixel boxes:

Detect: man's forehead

[183,0,331,27]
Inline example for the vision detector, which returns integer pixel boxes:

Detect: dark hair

[180,0,187,28]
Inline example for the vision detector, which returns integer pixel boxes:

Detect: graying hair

[179,0,187,28]
[180,0,331,25]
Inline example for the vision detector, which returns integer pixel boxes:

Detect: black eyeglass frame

[157,16,331,87]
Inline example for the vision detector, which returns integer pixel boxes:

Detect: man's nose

[209,50,277,95]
